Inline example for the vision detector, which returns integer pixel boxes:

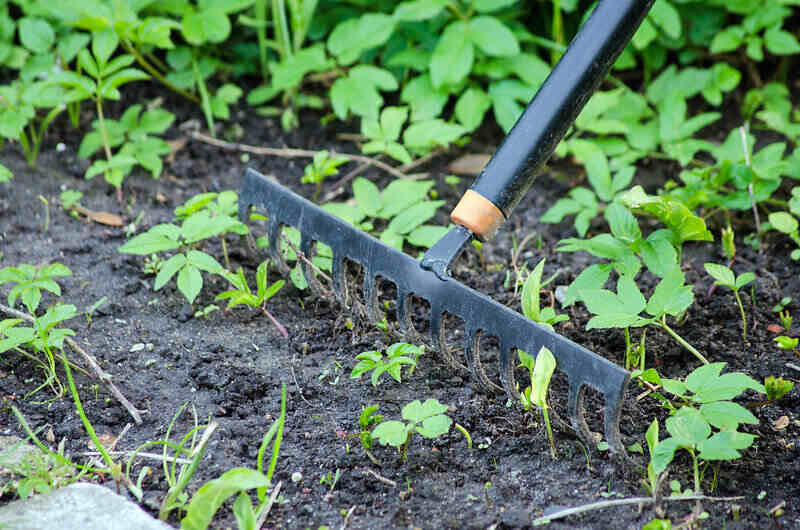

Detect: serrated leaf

[154,253,186,290]
[645,265,693,317]
[651,437,681,475]
[372,420,409,447]
[697,431,756,461]
[353,177,381,218]
[561,264,612,307]
[386,201,444,235]
[416,414,452,438]
[177,264,202,304]
[699,401,759,430]
[119,224,181,254]
[665,408,710,446]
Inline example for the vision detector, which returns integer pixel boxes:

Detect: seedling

[371,399,452,461]
[764,376,794,402]
[772,296,793,332]
[84,297,107,326]
[320,469,341,492]
[350,343,424,387]
[704,263,755,340]
[774,336,798,353]
[520,258,568,331]
[301,150,348,203]
[579,266,708,366]
[358,405,383,452]
[650,363,765,496]
[518,346,558,458]
[0,263,73,314]
[216,261,286,337]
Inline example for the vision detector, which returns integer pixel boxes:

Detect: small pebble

[291,472,303,483]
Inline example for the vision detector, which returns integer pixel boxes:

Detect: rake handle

[451,0,655,238]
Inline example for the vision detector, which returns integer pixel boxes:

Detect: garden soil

[1,96,799,529]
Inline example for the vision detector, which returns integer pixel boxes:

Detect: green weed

[371,399,452,461]
[350,342,424,386]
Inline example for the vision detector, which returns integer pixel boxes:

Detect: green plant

[371,399,452,461]
[47,28,150,197]
[769,205,800,261]
[0,263,73,315]
[578,265,708,367]
[709,1,800,60]
[358,405,383,452]
[774,335,798,353]
[118,207,247,305]
[703,263,755,340]
[319,469,341,492]
[520,258,568,330]
[650,363,765,496]
[0,164,11,182]
[764,376,794,402]
[360,106,413,165]
[517,346,558,458]
[350,342,424,387]
[180,384,287,530]
[301,150,348,203]
[216,262,286,337]
[0,80,66,167]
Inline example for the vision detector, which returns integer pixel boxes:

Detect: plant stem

[623,327,632,370]
[733,290,748,341]
[455,423,472,450]
[122,41,200,104]
[657,317,709,364]
[542,406,557,459]
[192,57,215,137]
[255,0,269,79]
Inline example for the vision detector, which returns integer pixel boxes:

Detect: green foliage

[578,266,707,366]
[181,384,287,530]
[649,363,764,491]
[371,399,452,461]
[358,405,383,451]
[301,149,348,202]
[703,262,755,340]
[216,262,285,312]
[0,263,72,314]
[768,189,800,260]
[361,106,413,165]
[0,164,11,182]
[774,335,798,351]
[0,79,66,167]
[520,258,567,330]
[350,342,424,386]
[764,376,794,402]
[517,346,558,458]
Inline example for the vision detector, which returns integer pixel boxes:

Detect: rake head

[239,169,630,456]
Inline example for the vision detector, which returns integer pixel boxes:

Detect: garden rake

[240,0,655,457]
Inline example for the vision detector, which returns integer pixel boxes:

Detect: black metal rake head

[239,169,629,454]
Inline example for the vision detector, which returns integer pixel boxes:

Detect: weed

[648,363,765,495]
[764,376,794,402]
[0,263,72,314]
[518,346,558,458]
[774,335,798,354]
[320,469,341,492]
[578,265,707,367]
[371,399,452,461]
[301,150,348,203]
[520,258,568,330]
[216,262,286,337]
[358,405,383,452]
[350,342,424,387]
[0,164,11,182]
[704,263,755,340]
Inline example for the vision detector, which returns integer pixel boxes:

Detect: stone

[0,483,172,530]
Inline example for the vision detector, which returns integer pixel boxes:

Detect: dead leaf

[166,137,189,162]
[768,324,784,334]
[774,415,790,430]
[74,206,124,226]
[89,433,117,451]
[156,192,167,204]
[447,153,492,175]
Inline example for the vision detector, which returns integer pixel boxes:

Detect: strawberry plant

[371,399,452,461]
[649,363,765,496]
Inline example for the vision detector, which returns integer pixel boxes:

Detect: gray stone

[0,482,173,530]
[0,436,42,475]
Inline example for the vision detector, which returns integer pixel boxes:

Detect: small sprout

[520,258,568,331]
[518,346,558,458]
[301,150,348,203]
[764,376,794,402]
[721,225,736,260]
[704,262,755,341]
[371,399,452,461]
[774,336,798,351]
[454,423,472,450]
[350,343,424,386]
[358,406,383,451]
[772,296,792,313]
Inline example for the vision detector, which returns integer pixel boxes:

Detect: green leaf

[530,346,556,407]
[180,468,271,530]
[472,0,517,12]
[19,18,55,54]
[569,139,612,202]
[764,26,800,55]
[649,0,681,39]
[327,13,396,65]
[400,74,449,122]
[386,201,444,235]
[769,212,798,234]
[521,258,545,321]
[710,26,744,53]
[403,120,466,151]
[371,420,409,447]
[699,401,759,430]
[651,437,681,475]
[640,235,677,278]
[0,164,12,183]
[704,262,735,287]
[91,27,118,70]
[562,264,612,307]
[430,20,473,89]
[187,250,223,274]
[665,408,710,446]
[604,203,641,245]
[416,414,452,438]
[402,399,449,423]
[406,225,448,248]
[353,177,381,218]
[378,180,433,219]
[119,224,181,254]
[455,87,491,131]
[645,265,693,317]
[693,372,765,403]
[469,16,519,56]
[182,7,231,45]
[176,264,202,304]
[154,253,186,291]
[697,431,756,461]
[393,0,448,21]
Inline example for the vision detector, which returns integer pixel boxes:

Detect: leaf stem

[122,41,200,104]
[657,316,709,364]
[542,405,556,459]
[732,290,748,341]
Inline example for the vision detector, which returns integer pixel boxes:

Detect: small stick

[531,494,745,526]
[190,131,408,180]
[80,450,192,465]
[340,505,357,529]
[364,469,397,488]
[0,303,143,424]
[280,232,333,284]
[254,480,282,530]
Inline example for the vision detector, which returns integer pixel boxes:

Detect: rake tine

[467,331,504,395]
[330,255,346,305]
[498,341,517,400]
[362,272,378,324]
[567,380,593,445]
[395,288,410,336]
[299,234,320,297]
[267,218,289,274]
[433,312,470,374]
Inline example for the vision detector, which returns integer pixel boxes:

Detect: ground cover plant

[1,0,800,528]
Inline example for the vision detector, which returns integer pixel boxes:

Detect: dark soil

[1,95,799,530]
